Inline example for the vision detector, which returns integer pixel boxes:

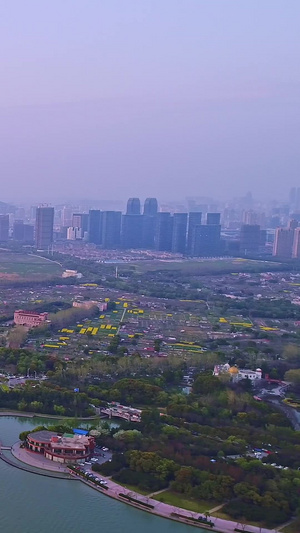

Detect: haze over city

[1,0,299,203]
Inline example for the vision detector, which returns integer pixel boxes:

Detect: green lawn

[0,252,62,280]
[114,481,151,496]
[282,519,300,533]
[153,490,217,513]
[212,510,263,528]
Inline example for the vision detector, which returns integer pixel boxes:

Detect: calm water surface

[0,417,203,533]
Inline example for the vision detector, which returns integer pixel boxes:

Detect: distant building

[26,430,95,464]
[35,207,54,249]
[192,224,221,257]
[88,210,102,245]
[154,212,173,251]
[240,224,261,254]
[67,227,82,240]
[0,214,9,241]
[172,213,188,254]
[186,212,202,255]
[101,211,122,248]
[292,227,300,258]
[213,364,262,382]
[126,198,141,215]
[121,214,143,249]
[72,213,89,234]
[143,198,158,216]
[273,228,294,258]
[207,212,221,225]
[14,310,48,327]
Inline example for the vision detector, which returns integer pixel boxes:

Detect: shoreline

[9,441,279,533]
[0,410,98,420]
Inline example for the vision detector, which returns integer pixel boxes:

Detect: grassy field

[153,490,216,513]
[211,510,263,528]
[119,258,285,276]
[282,519,300,533]
[0,252,62,280]
[113,481,151,496]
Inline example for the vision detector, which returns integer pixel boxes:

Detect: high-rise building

[88,210,102,245]
[172,213,188,254]
[192,224,221,257]
[67,227,82,240]
[240,225,261,254]
[35,207,54,249]
[72,213,89,234]
[292,227,300,258]
[207,212,221,225]
[186,212,202,255]
[61,207,73,228]
[0,215,9,241]
[143,198,158,216]
[126,198,141,215]
[154,212,173,251]
[273,228,294,258]
[13,220,25,241]
[141,215,156,249]
[121,214,143,249]
[101,211,122,249]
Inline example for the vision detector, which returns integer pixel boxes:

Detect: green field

[118,258,285,276]
[0,252,62,280]
[153,490,216,513]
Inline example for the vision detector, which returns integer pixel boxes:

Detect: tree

[193,374,223,395]
[285,369,300,388]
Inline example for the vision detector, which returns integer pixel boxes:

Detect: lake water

[0,416,203,533]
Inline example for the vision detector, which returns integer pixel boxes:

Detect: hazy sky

[1,1,299,204]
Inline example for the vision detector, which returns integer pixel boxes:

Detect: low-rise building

[213,364,262,382]
[14,310,48,327]
[26,430,95,463]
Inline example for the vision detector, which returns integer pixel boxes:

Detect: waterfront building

[35,207,54,249]
[14,310,48,327]
[26,430,95,464]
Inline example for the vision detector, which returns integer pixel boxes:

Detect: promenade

[11,443,281,533]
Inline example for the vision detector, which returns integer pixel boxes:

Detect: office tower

[273,228,294,258]
[101,211,122,248]
[192,224,221,257]
[143,198,158,216]
[240,225,261,254]
[172,213,188,254]
[72,213,89,233]
[61,207,73,227]
[121,214,143,249]
[292,227,300,258]
[88,210,102,245]
[0,215,9,241]
[126,198,141,215]
[141,215,156,249]
[154,212,173,251]
[207,212,221,225]
[187,212,202,254]
[35,207,54,249]
[13,220,25,241]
